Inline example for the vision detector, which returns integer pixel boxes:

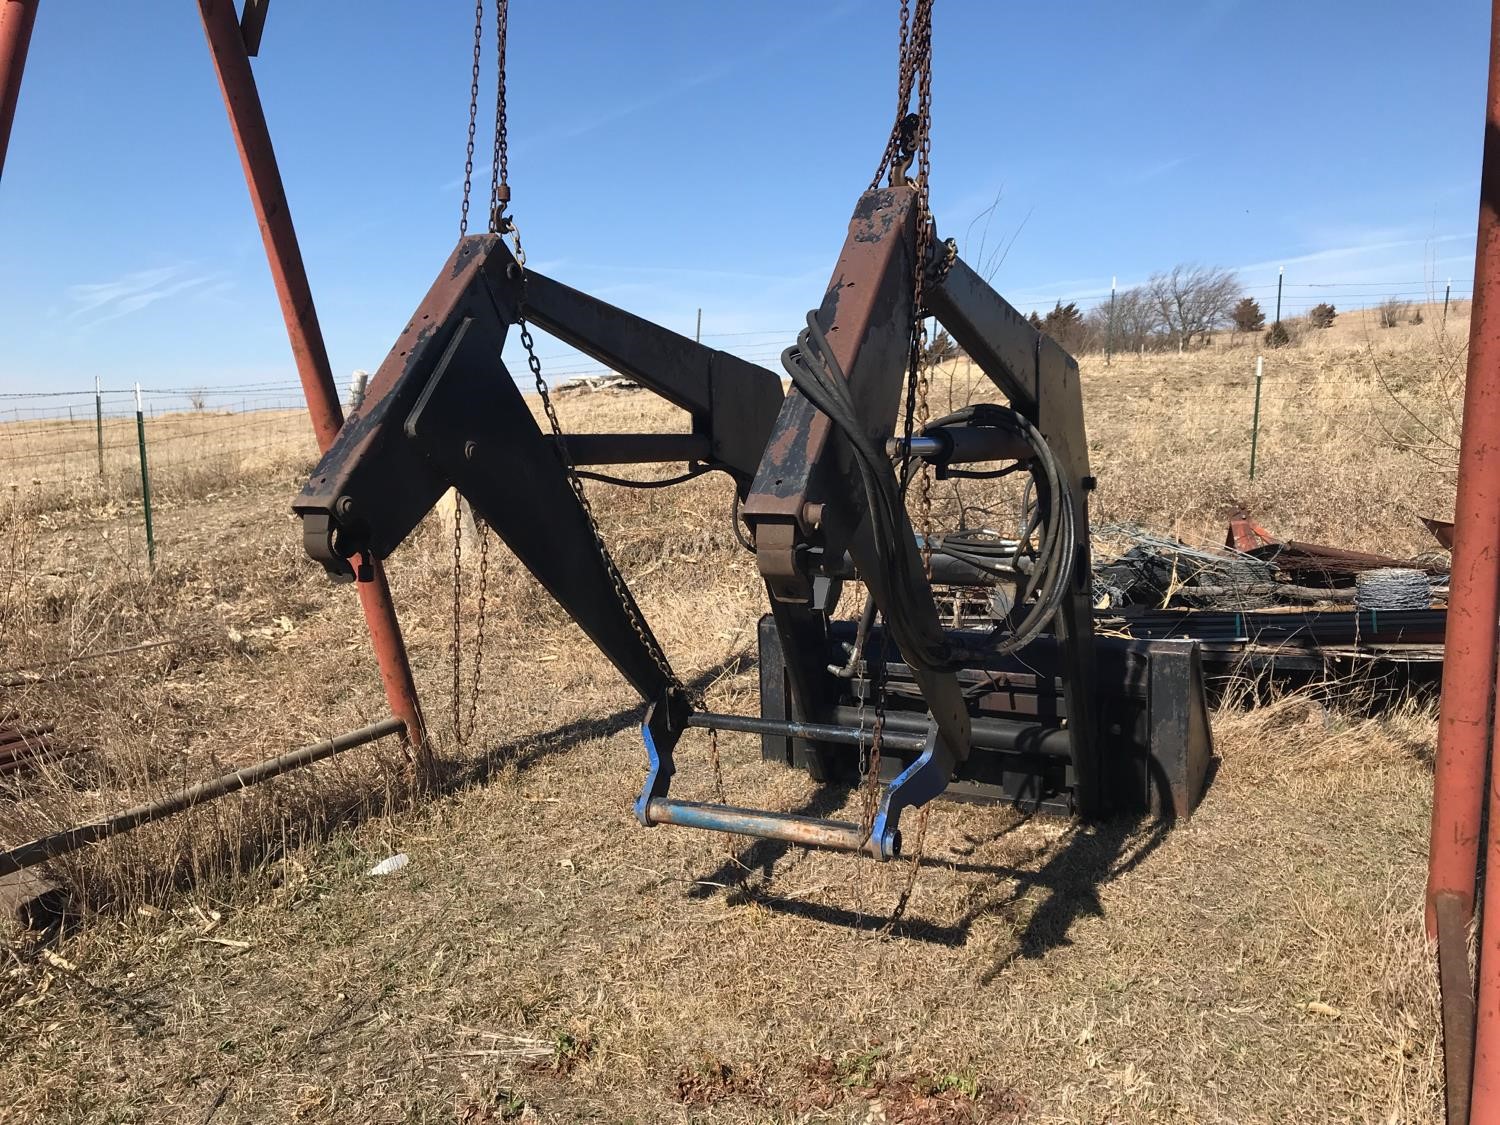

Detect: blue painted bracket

[635,692,689,825]
[868,726,956,860]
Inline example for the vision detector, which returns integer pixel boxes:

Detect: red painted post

[1431,0,1500,939]
[0,0,39,184]
[195,0,430,769]
[1438,6,1500,1122]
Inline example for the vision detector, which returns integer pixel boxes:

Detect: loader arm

[292,234,782,720]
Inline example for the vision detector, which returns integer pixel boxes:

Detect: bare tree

[1147,265,1242,352]
[1086,284,1165,355]
[1378,297,1412,328]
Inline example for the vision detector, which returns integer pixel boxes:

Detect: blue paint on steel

[635,695,684,825]
[869,725,956,860]
[639,706,958,862]
[635,717,665,825]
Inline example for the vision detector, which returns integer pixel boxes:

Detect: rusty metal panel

[742,187,920,530]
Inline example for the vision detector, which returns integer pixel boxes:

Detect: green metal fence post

[94,375,104,478]
[134,383,155,567]
[1249,355,1264,480]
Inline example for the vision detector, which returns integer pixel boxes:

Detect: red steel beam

[1431,0,1500,940]
[195,0,429,769]
[0,0,38,184]
[1440,5,1500,1122]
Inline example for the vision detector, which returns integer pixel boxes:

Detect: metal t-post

[94,375,104,478]
[1248,356,1264,480]
[134,383,155,567]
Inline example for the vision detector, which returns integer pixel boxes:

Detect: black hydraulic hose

[920,409,1076,658]
[782,314,1076,669]
[782,311,950,672]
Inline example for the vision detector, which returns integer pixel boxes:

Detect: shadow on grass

[15,654,751,943]
[690,792,1172,964]
[434,650,754,792]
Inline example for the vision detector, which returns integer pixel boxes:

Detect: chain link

[510,225,686,697]
[459,0,483,237]
[466,517,491,741]
[489,0,510,230]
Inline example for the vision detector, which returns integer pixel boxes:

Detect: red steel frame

[0,1,429,767]
[0,0,37,184]
[1432,3,1500,1121]
[194,0,429,767]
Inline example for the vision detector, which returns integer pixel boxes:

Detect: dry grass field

[0,307,1463,1123]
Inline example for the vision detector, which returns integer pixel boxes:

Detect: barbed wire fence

[1,277,1470,565]
[0,383,322,569]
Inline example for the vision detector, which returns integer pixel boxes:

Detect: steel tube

[1448,9,1500,1121]
[1431,0,1500,938]
[196,0,428,768]
[556,432,712,466]
[0,718,405,877]
[645,798,882,858]
[887,428,1032,465]
[831,706,1071,758]
[686,711,927,752]
[0,0,38,184]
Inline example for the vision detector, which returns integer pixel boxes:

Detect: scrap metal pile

[1087,512,1450,685]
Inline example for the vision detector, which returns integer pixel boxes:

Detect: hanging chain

[458,0,483,238]
[476,0,681,698]
[906,0,936,577]
[458,0,512,746]
[465,517,491,741]
[489,0,511,230]
[451,2,486,750]
[511,228,686,695]
[873,0,939,908]
[868,1,915,192]
[887,804,930,925]
[904,0,937,911]
[450,503,465,744]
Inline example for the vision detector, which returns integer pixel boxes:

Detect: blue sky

[0,0,1488,401]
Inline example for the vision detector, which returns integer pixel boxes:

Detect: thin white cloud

[65,265,226,329]
[1120,156,1187,186]
[66,265,185,317]
[1236,233,1469,275]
